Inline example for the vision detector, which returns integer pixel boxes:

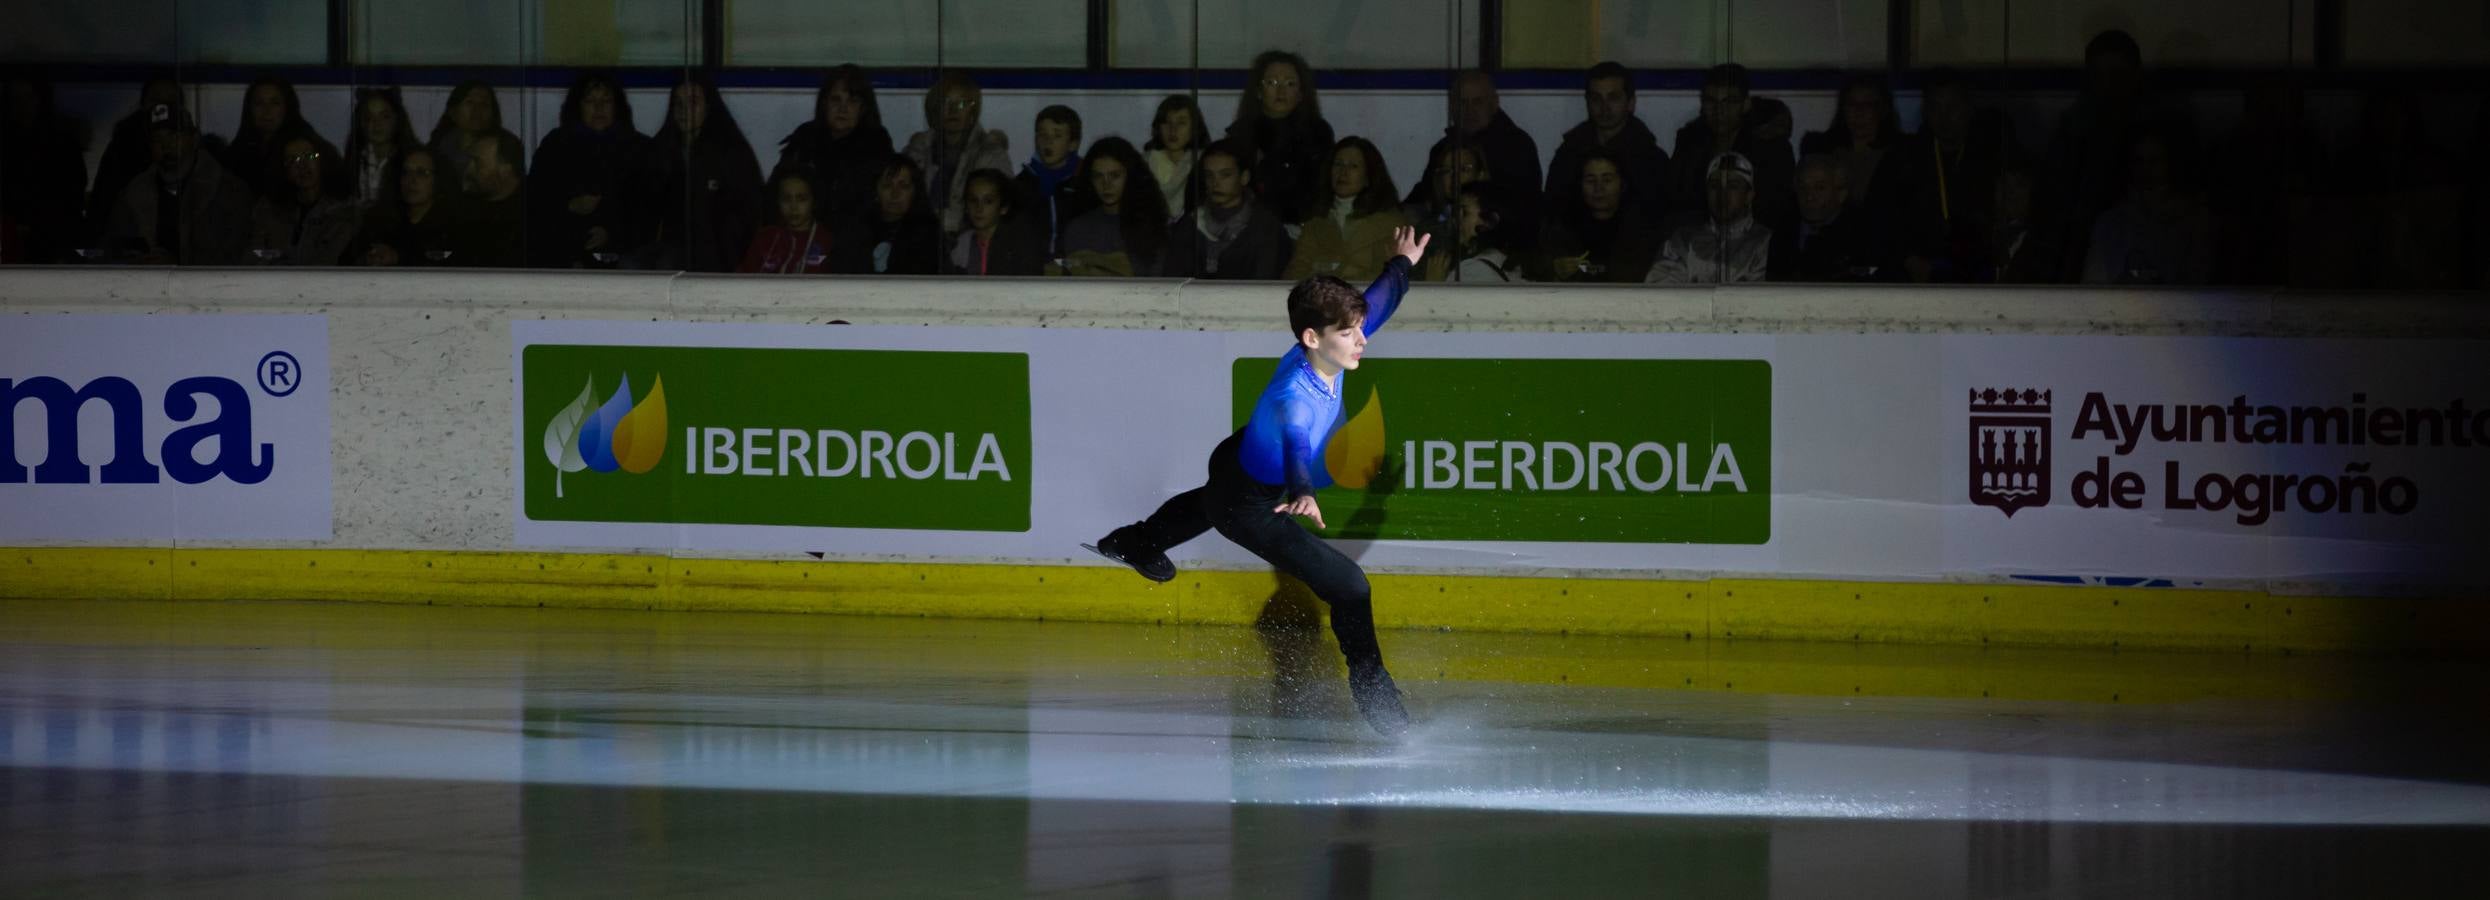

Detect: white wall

[4,267,2482,576]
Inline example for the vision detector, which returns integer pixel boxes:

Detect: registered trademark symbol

[257,351,301,397]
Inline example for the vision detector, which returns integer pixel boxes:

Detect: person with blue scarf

[1010,105,1097,258]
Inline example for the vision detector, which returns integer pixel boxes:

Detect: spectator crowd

[3,30,2485,289]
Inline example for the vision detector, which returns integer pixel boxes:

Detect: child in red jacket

[739,172,834,274]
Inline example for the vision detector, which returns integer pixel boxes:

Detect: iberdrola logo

[1326,385,1389,488]
[542,373,667,497]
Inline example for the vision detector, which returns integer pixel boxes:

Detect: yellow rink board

[5,547,2481,656]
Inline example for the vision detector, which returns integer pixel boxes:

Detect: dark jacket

[526,123,661,267]
[1866,114,2022,276]
[772,120,894,220]
[1545,116,1672,225]
[344,201,469,266]
[102,154,255,265]
[1537,204,1664,283]
[833,210,942,275]
[464,191,528,268]
[1225,114,1336,226]
[0,115,90,262]
[1010,158,1099,257]
[1159,202,1291,279]
[220,126,286,199]
[1767,212,1891,282]
[1406,110,1544,241]
[653,127,766,272]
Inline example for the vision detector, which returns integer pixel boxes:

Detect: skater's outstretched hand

[1392,226,1430,266]
[1275,494,1327,529]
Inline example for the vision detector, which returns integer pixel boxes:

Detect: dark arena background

[5,1,2488,895]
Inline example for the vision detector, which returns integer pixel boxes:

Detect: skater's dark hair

[1286,276,1366,339]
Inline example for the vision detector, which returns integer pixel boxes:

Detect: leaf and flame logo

[1324,385,1388,489]
[543,374,667,498]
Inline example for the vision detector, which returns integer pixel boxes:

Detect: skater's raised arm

[1358,227,1429,337]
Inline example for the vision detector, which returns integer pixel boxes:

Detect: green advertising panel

[1230,358,1770,543]
[524,345,1031,531]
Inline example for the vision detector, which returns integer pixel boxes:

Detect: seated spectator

[528,71,659,268]
[348,147,462,266]
[458,129,528,268]
[1769,154,1885,281]
[1974,166,2059,284]
[1799,73,1900,214]
[1419,181,1526,283]
[1404,143,1485,249]
[345,88,418,210]
[1,75,90,262]
[1054,137,1169,277]
[88,75,197,239]
[1650,153,1771,284]
[1871,68,2022,283]
[2471,103,2490,290]
[947,168,1046,276]
[428,80,504,186]
[1284,137,1409,282]
[1406,71,1544,244]
[2208,76,2324,285]
[102,105,253,265]
[1145,94,1209,219]
[247,131,358,265]
[772,65,894,220]
[1671,65,1795,234]
[1159,139,1289,279]
[1540,150,1662,283]
[903,73,1015,239]
[2042,29,2198,280]
[1546,61,1671,224]
[739,171,836,274]
[1011,105,1096,257]
[653,73,764,273]
[835,155,942,275]
[223,76,321,199]
[2324,89,2463,288]
[2081,129,2211,285]
[1226,50,1336,228]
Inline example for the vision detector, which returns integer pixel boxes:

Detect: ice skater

[1088,227,1429,737]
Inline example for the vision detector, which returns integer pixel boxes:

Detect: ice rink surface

[5,597,2487,897]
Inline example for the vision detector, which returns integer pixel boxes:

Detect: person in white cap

[1648,151,1772,283]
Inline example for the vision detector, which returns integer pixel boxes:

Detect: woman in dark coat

[224,75,322,198]
[833,154,943,275]
[527,71,660,268]
[771,65,894,223]
[652,73,765,272]
[1224,50,1336,227]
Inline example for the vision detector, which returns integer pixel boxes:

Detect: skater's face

[1299,319,1367,373]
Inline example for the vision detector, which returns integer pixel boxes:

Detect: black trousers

[1125,431,1383,670]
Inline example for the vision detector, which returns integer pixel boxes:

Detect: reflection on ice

[9,677,2486,827]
